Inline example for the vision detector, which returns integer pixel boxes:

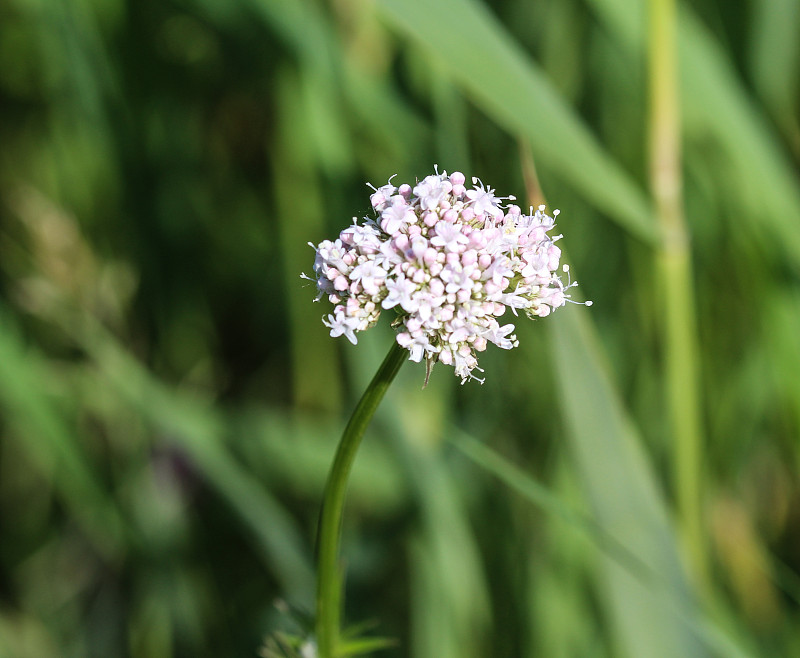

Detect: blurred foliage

[1,0,799,656]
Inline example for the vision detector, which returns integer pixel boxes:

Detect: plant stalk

[648,0,709,591]
[315,341,407,657]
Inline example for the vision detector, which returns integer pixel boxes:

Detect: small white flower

[430,221,469,252]
[397,330,435,362]
[381,198,415,235]
[413,173,452,211]
[349,261,387,297]
[466,179,504,218]
[382,274,417,310]
[370,178,398,211]
[323,308,360,345]
[343,223,382,252]
[315,239,347,271]
[440,263,474,294]
[484,323,518,350]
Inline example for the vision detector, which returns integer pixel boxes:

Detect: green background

[1,0,799,656]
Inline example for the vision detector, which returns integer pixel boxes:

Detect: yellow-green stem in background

[648,0,708,591]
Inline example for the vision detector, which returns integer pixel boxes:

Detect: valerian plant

[302,167,586,657]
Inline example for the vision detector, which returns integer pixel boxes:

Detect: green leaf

[550,308,708,658]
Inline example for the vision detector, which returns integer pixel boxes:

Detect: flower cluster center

[305,168,583,383]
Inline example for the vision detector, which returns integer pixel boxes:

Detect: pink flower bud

[450,171,466,186]
[423,248,438,266]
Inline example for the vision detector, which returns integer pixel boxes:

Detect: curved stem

[315,341,407,657]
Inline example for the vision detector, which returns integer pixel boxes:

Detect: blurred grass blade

[749,0,800,147]
[340,636,398,656]
[0,310,126,559]
[233,0,354,175]
[388,383,490,658]
[431,64,470,171]
[450,428,759,658]
[404,450,490,658]
[376,0,658,244]
[75,317,315,603]
[400,445,490,658]
[450,431,653,582]
[230,0,429,172]
[678,13,800,265]
[550,308,707,658]
[585,0,800,268]
[272,66,342,411]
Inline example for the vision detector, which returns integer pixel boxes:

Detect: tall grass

[1,0,799,656]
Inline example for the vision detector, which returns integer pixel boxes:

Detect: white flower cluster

[306,168,586,383]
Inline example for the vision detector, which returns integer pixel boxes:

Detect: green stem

[315,341,407,657]
[648,0,708,591]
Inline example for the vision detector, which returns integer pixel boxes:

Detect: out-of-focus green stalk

[315,341,406,657]
[648,0,708,590]
[273,69,341,413]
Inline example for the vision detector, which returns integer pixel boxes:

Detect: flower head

[305,167,588,383]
